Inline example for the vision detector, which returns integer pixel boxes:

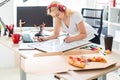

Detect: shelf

[103,20,108,24]
[114,39,120,43]
[109,8,120,23]
[108,6,120,50]
[109,22,120,26]
[110,7,120,10]
[114,39,120,50]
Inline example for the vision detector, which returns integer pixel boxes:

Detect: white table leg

[102,75,106,80]
[20,56,26,80]
[98,75,106,80]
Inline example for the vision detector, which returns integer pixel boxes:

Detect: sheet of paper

[19,43,35,50]
[28,36,89,52]
[20,30,89,52]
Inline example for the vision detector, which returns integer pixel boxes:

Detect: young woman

[37,1,100,44]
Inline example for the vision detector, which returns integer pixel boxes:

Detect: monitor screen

[17,6,53,27]
[23,0,28,2]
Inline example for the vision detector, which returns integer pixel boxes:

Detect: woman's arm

[37,23,61,41]
[64,21,87,43]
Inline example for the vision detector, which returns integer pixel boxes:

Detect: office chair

[81,8,103,43]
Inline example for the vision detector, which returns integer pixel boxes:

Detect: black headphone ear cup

[58,7,63,12]
[62,6,66,11]
[58,5,66,12]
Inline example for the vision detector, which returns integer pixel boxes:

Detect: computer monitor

[17,6,53,27]
[23,0,28,3]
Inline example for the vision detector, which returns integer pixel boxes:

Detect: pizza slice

[68,56,86,68]
[87,56,107,63]
[68,55,107,68]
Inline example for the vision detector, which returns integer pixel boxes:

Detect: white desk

[55,50,120,80]
[0,36,120,80]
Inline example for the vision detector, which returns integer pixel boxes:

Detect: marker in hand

[64,33,70,43]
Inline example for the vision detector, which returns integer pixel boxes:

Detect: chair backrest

[81,8,103,38]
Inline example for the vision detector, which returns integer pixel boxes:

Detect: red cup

[11,34,21,44]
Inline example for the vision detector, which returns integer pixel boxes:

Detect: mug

[11,33,21,44]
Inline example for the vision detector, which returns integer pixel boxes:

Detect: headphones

[47,3,66,12]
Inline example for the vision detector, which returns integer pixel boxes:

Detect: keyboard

[22,34,33,43]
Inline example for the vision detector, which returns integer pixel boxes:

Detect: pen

[54,75,61,79]
[66,33,69,36]
[63,33,69,43]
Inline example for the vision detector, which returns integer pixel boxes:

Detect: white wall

[0,0,14,24]
[0,0,96,68]
[0,0,96,27]
[86,0,96,8]
[38,0,86,11]
[0,44,16,68]
[14,0,87,28]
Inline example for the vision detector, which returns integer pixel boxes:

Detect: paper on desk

[19,43,35,50]
[28,37,89,52]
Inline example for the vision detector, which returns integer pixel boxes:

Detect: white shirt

[61,12,97,41]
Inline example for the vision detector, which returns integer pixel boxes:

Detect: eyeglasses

[53,11,61,18]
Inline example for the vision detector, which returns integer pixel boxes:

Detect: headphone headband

[47,3,66,12]
[47,4,59,9]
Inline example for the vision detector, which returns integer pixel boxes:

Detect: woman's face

[51,11,65,20]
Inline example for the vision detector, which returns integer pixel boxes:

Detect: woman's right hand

[36,36,47,42]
